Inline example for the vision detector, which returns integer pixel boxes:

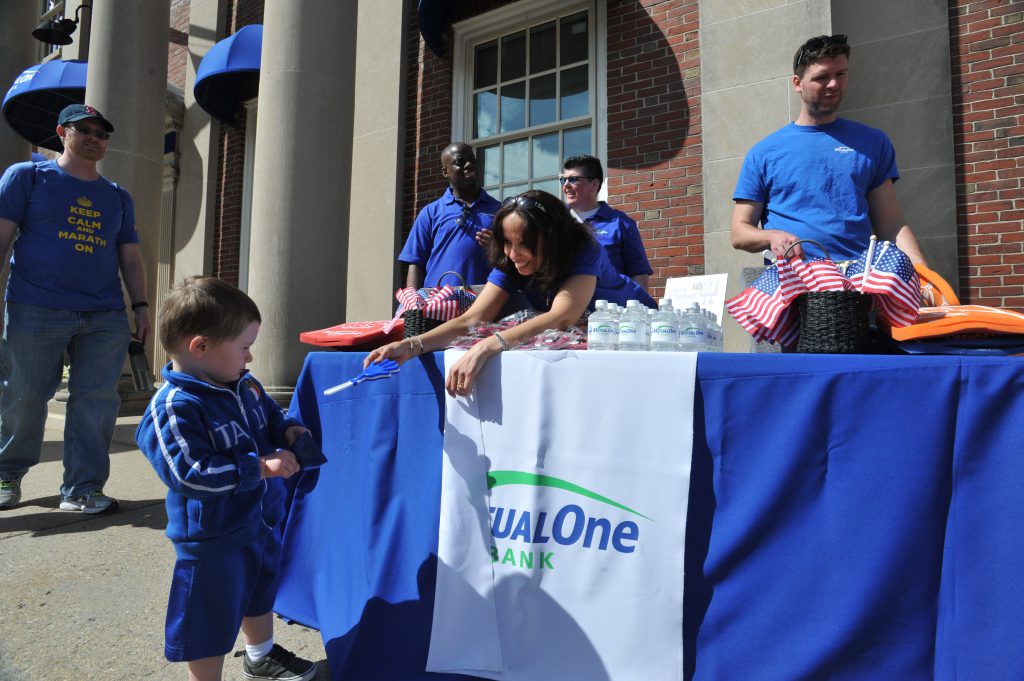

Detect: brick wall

[949,0,1024,309]
[168,0,190,91]
[404,0,702,300]
[211,0,264,284]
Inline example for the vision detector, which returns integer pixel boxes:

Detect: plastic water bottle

[618,299,650,351]
[710,312,723,351]
[587,300,618,351]
[679,303,708,352]
[650,299,680,351]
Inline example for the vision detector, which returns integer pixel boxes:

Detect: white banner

[427,350,696,681]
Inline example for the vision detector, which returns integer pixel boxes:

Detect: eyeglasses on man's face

[502,194,549,215]
[68,124,110,141]
[794,34,848,70]
[558,175,594,186]
[450,156,475,168]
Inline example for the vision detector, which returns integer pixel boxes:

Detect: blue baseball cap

[57,104,114,132]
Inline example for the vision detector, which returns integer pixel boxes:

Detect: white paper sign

[663,273,729,320]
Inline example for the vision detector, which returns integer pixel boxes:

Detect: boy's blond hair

[158,276,261,354]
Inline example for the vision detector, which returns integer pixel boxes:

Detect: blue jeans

[0,302,129,497]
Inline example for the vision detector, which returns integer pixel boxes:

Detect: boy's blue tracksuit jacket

[136,364,302,559]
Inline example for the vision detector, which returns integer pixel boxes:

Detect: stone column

[247,0,358,390]
[0,2,39,322]
[346,0,408,321]
[85,0,169,362]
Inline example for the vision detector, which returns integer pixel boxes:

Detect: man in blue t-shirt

[399,142,501,289]
[561,154,652,292]
[0,104,150,514]
[731,35,928,265]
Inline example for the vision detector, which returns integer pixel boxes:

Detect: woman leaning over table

[366,189,655,396]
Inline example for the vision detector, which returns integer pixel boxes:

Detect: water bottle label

[651,324,679,347]
[588,322,617,343]
[618,323,648,344]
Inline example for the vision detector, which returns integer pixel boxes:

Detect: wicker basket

[403,271,472,339]
[784,240,872,354]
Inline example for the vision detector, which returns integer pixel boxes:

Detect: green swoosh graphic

[487,470,653,521]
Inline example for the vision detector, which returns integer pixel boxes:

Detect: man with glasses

[399,142,501,289]
[0,104,150,513]
[561,154,652,292]
[731,35,928,265]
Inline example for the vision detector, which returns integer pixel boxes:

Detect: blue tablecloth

[276,351,1024,681]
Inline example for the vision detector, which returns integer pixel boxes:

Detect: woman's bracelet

[493,331,509,351]
[409,336,424,355]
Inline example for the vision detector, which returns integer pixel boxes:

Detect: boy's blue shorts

[164,528,282,662]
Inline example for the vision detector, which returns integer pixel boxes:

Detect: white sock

[246,637,274,662]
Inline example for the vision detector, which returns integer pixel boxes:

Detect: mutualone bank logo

[486,470,653,571]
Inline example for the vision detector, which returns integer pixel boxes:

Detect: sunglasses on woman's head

[502,194,548,215]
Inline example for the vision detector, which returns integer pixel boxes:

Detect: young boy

[136,276,318,681]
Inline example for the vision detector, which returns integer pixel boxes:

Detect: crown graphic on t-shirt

[76,196,93,208]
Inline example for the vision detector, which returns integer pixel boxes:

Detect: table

[275,351,1024,681]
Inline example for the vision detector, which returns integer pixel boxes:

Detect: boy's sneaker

[59,490,119,514]
[0,480,21,510]
[242,644,318,680]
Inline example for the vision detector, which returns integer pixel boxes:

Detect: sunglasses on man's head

[558,175,594,186]
[794,34,848,71]
[450,156,474,168]
[68,124,110,140]
[502,194,549,215]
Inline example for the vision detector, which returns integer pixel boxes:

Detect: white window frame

[451,0,608,200]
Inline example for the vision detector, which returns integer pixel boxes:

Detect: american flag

[727,263,806,344]
[785,254,854,292]
[847,243,920,327]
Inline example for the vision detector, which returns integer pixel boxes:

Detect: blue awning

[194,24,262,124]
[418,0,454,57]
[2,59,87,152]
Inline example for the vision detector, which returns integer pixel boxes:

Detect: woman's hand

[445,337,501,397]
[363,338,414,369]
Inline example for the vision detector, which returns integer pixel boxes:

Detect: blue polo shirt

[487,240,655,312]
[580,202,652,278]
[733,118,899,261]
[0,160,138,311]
[399,187,501,287]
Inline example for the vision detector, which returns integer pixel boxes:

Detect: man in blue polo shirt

[561,154,652,292]
[731,35,927,265]
[399,143,501,289]
[0,104,150,513]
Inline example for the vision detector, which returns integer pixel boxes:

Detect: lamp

[32,3,91,46]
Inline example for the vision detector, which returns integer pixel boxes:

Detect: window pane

[563,125,591,159]
[530,21,556,73]
[475,89,498,138]
[560,12,588,65]
[529,74,556,127]
[475,40,498,89]
[503,139,529,183]
[501,31,526,82]
[480,144,500,187]
[534,178,561,198]
[532,132,559,178]
[500,81,526,133]
[502,183,529,200]
[560,65,589,119]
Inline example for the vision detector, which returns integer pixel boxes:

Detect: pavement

[0,398,329,681]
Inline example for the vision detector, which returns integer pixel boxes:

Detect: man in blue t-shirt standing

[0,104,150,513]
[731,35,928,266]
[399,142,501,289]
[561,154,652,292]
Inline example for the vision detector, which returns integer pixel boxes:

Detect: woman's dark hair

[486,189,596,293]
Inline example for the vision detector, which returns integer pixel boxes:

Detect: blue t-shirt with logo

[584,202,652,278]
[733,118,898,261]
[399,187,501,287]
[487,240,655,312]
[0,160,138,310]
